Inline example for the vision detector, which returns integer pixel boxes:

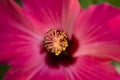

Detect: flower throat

[43,29,68,56]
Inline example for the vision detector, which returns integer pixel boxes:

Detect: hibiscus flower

[0,0,120,80]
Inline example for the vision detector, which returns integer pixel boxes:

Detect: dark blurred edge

[15,0,22,6]
[0,64,9,80]
[80,0,120,8]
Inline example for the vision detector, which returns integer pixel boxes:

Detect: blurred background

[80,0,120,8]
[0,0,120,80]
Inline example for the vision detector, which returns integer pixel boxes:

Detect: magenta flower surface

[0,0,120,80]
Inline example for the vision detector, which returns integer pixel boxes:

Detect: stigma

[43,29,68,56]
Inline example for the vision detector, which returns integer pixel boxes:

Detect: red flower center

[43,29,68,56]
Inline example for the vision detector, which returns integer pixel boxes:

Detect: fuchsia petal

[73,3,120,62]
[4,56,120,80]
[71,56,120,80]
[21,0,80,38]
[108,16,120,40]
[0,1,41,66]
[4,63,66,80]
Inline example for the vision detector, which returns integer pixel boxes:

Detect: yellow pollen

[43,29,68,56]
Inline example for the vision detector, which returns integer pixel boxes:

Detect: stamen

[43,29,68,56]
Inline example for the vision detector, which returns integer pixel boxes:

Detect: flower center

[43,29,68,56]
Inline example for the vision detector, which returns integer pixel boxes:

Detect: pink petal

[4,64,66,80]
[70,56,120,80]
[73,3,120,62]
[4,56,120,80]
[107,16,120,40]
[0,1,41,66]
[21,0,81,38]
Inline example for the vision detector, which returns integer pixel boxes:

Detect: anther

[43,29,68,56]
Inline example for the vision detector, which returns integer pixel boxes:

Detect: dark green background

[0,0,120,80]
[80,0,120,8]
